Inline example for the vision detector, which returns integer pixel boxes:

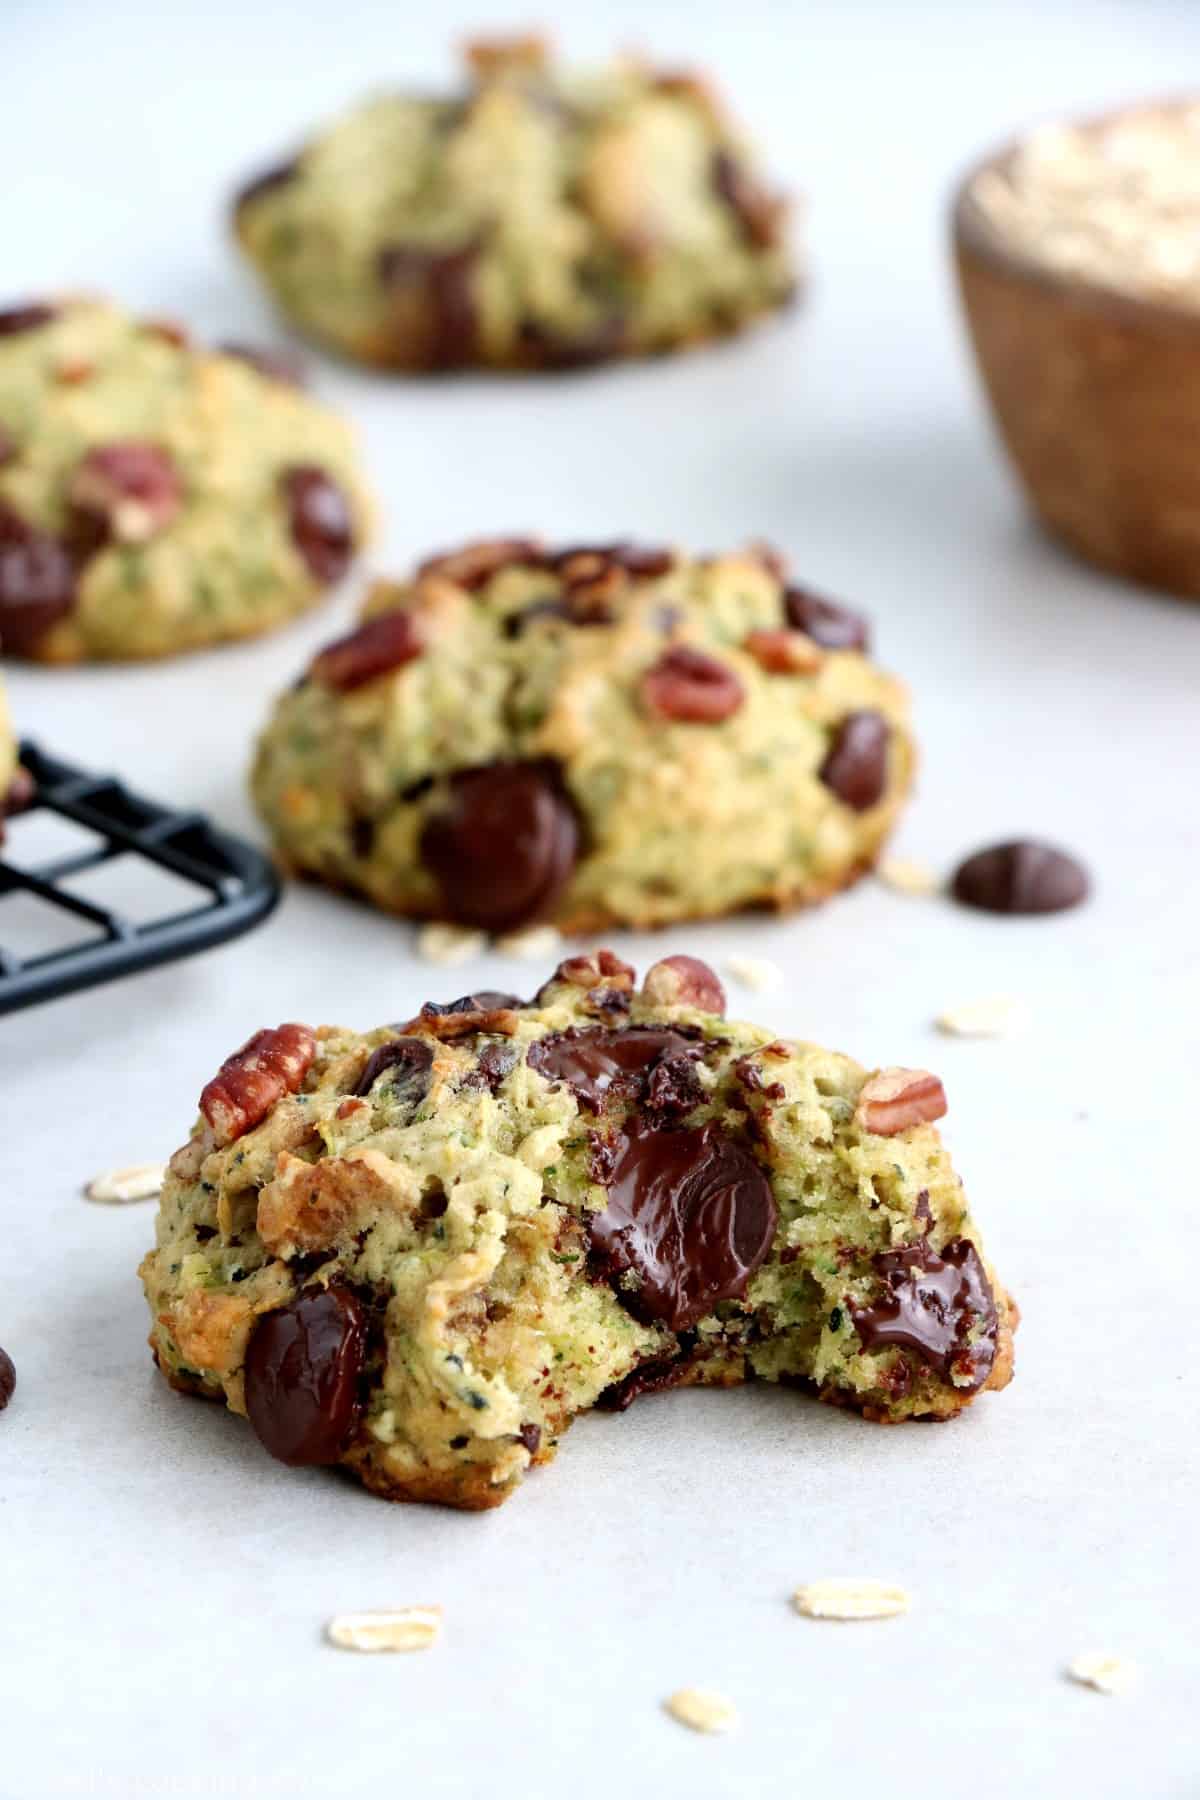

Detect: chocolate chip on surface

[244,1286,367,1465]
[0,1345,14,1410]
[588,1120,777,1331]
[818,710,890,810]
[419,760,580,932]
[378,241,479,368]
[951,841,1089,915]
[68,441,183,545]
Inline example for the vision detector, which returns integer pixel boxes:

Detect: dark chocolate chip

[644,1053,706,1118]
[378,241,479,369]
[951,841,1089,915]
[280,466,355,584]
[218,341,306,387]
[517,1421,542,1455]
[0,501,77,654]
[588,1120,777,1331]
[527,1025,701,1111]
[818,710,889,810]
[783,584,870,652]
[350,815,375,859]
[0,1345,14,1410]
[353,1036,434,1104]
[68,441,183,547]
[419,760,580,932]
[233,156,301,219]
[849,1237,997,1391]
[420,1189,449,1221]
[0,303,56,338]
[243,1285,367,1465]
[463,1041,519,1094]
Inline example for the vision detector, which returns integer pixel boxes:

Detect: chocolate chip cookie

[232,34,795,372]
[139,950,1015,1510]
[0,297,372,662]
[251,538,913,932]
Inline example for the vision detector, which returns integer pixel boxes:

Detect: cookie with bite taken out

[140,950,1015,1510]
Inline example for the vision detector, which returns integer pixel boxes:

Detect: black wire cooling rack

[0,741,281,1015]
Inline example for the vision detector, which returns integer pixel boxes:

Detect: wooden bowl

[953,107,1200,600]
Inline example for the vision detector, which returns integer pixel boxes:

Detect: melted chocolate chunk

[818,711,890,810]
[951,841,1089,915]
[0,501,77,654]
[588,1120,778,1332]
[353,1037,434,1105]
[527,1026,701,1111]
[0,1345,14,1410]
[243,1286,367,1465]
[0,303,57,338]
[783,584,870,652]
[419,760,580,932]
[378,241,479,369]
[849,1238,997,1391]
[596,1341,696,1413]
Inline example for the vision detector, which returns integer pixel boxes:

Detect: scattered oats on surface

[724,954,782,992]
[85,1162,167,1204]
[793,1579,910,1621]
[327,1606,443,1654]
[1067,1651,1138,1695]
[494,924,564,960]
[935,996,1023,1038]
[663,1688,738,1734]
[416,922,486,967]
[878,856,940,897]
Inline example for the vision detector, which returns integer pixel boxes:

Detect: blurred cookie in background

[0,297,373,662]
[233,33,796,373]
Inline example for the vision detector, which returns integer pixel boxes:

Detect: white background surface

[3,2,1199,1796]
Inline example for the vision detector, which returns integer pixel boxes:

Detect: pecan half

[855,1068,948,1137]
[642,954,726,1015]
[310,609,424,691]
[200,1023,317,1146]
[743,628,822,675]
[640,646,744,724]
[552,950,636,993]
[416,537,543,591]
[68,442,183,545]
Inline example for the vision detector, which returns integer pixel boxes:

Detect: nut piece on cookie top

[251,538,915,935]
[231,34,796,373]
[140,951,1015,1512]
[0,295,372,663]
